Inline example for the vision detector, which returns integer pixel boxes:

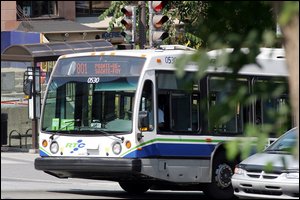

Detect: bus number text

[165,56,176,64]
[76,63,87,75]
[87,77,100,84]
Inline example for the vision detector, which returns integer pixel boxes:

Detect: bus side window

[156,70,200,134]
[171,93,191,131]
[254,78,292,134]
[208,77,246,134]
[170,92,201,132]
[192,93,200,132]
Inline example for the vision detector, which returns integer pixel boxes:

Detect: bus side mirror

[138,111,150,131]
[23,79,33,99]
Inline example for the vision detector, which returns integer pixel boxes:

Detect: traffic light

[149,1,169,47]
[120,5,136,44]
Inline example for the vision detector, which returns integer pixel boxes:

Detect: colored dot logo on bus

[70,139,86,153]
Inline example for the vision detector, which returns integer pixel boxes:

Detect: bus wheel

[119,181,151,194]
[203,153,236,199]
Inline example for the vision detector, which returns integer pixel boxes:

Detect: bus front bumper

[35,157,142,180]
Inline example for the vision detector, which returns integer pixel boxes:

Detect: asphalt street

[1,151,206,199]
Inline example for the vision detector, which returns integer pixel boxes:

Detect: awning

[16,19,100,34]
[1,39,115,63]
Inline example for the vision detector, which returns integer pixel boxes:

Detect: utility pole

[138,1,146,49]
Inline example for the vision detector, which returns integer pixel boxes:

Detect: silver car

[232,127,299,199]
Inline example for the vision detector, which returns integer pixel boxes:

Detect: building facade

[1,1,122,44]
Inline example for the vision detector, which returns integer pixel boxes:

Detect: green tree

[99,0,298,161]
[99,1,299,198]
[166,1,276,49]
[275,1,299,160]
[174,1,298,162]
[99,1,276,49]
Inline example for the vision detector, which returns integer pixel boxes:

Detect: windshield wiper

[92,128,124,143]
[49,119,81,140]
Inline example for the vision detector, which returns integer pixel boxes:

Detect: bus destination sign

[75,62,121,75]
[54,56,145,77]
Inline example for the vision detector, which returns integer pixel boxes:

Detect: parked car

[232,127,299,199]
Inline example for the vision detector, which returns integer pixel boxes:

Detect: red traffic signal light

[151,1,168,13]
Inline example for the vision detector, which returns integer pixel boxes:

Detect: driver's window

[139,80,154,131]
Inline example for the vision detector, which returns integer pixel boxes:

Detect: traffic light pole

[148,1,153,48]
[131,6,136,47]
[138,1,146,49]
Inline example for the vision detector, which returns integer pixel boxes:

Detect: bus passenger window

[171,93,191,131]
[253,78,292,133]
[208,77,247,134]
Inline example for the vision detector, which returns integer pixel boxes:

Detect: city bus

[34,45,293,199]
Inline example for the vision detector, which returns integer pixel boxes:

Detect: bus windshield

[41,56,145,134]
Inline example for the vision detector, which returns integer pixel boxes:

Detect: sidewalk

[1,151,40,163]
[1,145,38,153]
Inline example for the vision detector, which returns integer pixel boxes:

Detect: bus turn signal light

[125,140,131,149]
[42,140,48,147]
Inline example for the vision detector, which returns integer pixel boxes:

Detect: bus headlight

[50,141,59,154]
[112,142,122,155]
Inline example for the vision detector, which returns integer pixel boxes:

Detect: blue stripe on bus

[123,143,216,158]
[39,149,49,157]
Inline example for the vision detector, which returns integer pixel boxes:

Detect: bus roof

[59,46,195,59]
[58,46,288,77]
[206,48,288,77]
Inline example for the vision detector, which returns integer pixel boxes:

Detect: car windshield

[266,128,297,152]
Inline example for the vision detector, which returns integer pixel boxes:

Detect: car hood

[240,153,299,172]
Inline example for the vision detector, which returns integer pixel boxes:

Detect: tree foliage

[166,1,276,49]
[99,1,276,49]
[99,1,299,161]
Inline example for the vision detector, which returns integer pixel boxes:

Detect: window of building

[76,1,111,17]
[16,1,58,19]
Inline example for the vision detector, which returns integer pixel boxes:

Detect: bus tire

[119,181,151,194]
[202,152,236,199]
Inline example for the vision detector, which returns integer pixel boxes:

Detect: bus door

[138,78,156,142]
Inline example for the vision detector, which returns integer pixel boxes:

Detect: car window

[266,128,297,152]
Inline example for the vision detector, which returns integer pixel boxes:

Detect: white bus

[35,45,293,199]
